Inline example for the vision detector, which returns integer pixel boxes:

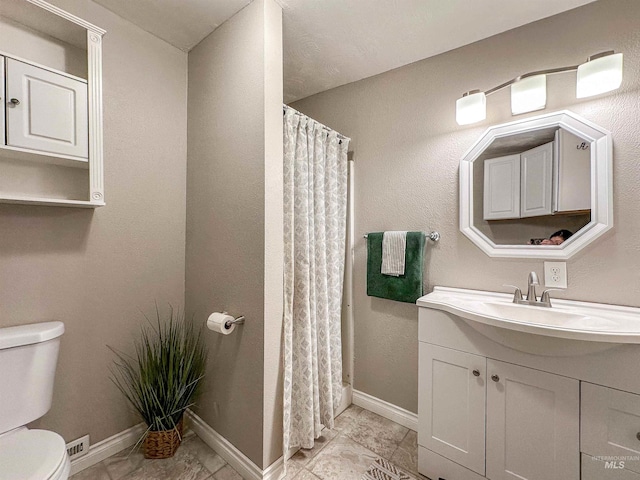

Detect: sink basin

[417,287,640,343]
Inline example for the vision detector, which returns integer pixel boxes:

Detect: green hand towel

[367,231,425,304]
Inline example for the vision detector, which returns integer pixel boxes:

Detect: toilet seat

[0,428,70,480]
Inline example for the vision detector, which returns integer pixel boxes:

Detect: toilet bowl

[0,322,69,480]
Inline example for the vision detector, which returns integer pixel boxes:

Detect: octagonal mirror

[460,110,612,259]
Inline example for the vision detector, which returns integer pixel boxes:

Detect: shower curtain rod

[283,105,350,142]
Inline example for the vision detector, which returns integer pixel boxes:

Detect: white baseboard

[352,389,417,431]
[262,455,285,480]
[69,390,409,479]
[186,410,265,480]
[69,422,147,476]
[336,382,353,417]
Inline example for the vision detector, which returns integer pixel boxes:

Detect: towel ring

[363,231,440,242]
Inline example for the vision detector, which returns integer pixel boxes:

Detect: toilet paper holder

[222,312,245,328]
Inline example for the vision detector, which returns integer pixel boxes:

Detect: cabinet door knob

[491,374,500,382]
[637,432,640,441]
[10,98,20,105]
[472,369,480,377]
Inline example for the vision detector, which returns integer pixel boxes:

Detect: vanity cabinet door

[483,154,521,220]
[486,359,579,480]
[582,383,640,475]
[5,58,88,159]
[418,343,486,475]
[520,141,553,218]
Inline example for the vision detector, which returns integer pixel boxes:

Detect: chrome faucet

[505,271,556,308]
[526,271,539,303]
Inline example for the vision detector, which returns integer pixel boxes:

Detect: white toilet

[0,321,70,480]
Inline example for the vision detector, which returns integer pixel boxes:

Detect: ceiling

[93,0,598,103]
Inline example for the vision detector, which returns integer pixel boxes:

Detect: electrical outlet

[66,434,90,461]
[544,262,567,288]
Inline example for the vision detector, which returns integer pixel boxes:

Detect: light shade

[576,52,623,98]
[511,75,547,115]
[456,91,486,125]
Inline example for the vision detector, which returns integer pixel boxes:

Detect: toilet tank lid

[0,321,64,350]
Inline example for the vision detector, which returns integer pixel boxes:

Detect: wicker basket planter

[143,418,184,459]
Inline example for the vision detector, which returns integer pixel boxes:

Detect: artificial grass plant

[108,306,208,433]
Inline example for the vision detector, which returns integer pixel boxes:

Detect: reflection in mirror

[459,110,613,259]
[473,126,591,246]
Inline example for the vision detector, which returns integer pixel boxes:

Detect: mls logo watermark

[593,455,640,470]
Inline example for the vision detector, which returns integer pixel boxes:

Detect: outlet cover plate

[544,261,567,288]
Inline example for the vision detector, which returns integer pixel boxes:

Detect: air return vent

[66,434,90,461]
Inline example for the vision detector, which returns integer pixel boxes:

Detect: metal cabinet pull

[10,98,20,105]
[636,432,640,441]
[472,369,480,377]
[491,374,500,382]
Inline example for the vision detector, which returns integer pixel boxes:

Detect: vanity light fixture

[456,90,486,125]
[576,51,624,98]
[511,74,547,115]
[456,51,623,125]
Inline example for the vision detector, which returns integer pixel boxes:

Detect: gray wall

[186,0,283,468]
[0,0,188,445]
[293,0,640,413]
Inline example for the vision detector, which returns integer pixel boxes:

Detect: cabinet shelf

[0,194,104,208]
[0,145,89,169]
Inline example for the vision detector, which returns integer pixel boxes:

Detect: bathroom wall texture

[293,0,640,413]
[0,0,188,446]
[186,0,283,468]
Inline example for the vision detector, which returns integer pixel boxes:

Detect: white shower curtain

[283,106,350,452]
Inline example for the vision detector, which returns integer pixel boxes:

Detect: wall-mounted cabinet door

[419,343,486,475]
[483,154,521,220]
[5,58,88,159]
[486,359,579,480]
[520,141,553,218]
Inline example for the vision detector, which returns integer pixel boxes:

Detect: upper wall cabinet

[0,0,105,208]
[460,111,612,259]
[483,130,591,223]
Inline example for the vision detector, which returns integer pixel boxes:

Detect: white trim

[262,456,285,480]
[336,382,353,417]
[185,410,264,480]
[69,422,146,476]
[353,389,418,432]
[25,0,106,34]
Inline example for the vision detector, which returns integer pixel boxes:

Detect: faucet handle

[503,284,523,303]
[541,288,562,306]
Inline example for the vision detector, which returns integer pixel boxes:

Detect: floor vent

[66,434,90,461]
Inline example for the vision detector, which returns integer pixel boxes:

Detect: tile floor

[71,405,423,480]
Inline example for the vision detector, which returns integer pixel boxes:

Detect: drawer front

[582,454,640,480]
[582,383,640,475]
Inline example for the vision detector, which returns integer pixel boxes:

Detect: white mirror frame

[460,110,612,259]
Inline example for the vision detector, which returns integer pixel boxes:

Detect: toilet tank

[0,322,65,435]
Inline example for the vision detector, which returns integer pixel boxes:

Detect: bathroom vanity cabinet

[0,0,104,207]
[418,300,640,480]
